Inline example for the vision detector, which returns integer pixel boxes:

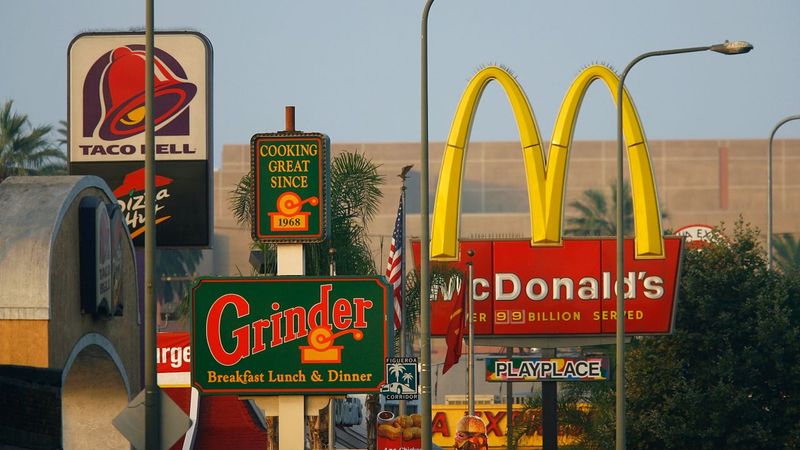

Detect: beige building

[213,138,800,277]
[209,138,799,405]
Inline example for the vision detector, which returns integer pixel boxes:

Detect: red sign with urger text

[157,331,191,387]
[412,238,683,337]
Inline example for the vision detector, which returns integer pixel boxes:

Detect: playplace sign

[191,276,388,395]
[486,356,610,382]
[417,64,684,338]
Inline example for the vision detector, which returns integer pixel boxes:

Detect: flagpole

[399,166,412,358]
[396,165,413,417]
[399,173,407,417]
[466,250,475,416]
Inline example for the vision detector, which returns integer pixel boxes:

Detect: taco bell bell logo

[69,33,211,164]
[83,45,196,140]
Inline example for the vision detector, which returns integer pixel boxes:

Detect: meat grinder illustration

[268,191,318,232]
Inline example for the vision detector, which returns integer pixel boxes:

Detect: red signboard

[412,238,683,337]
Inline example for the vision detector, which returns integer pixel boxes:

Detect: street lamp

[615,40,752,450]
[420,2,436,450]
[768,114,800,269]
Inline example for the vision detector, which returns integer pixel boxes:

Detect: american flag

[386,195,404,331]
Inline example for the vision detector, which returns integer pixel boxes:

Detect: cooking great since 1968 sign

[191,276,388,395]
[251,133,330,243]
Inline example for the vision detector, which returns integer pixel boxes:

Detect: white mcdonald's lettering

[431,65,664,261]
[492,272,664,301]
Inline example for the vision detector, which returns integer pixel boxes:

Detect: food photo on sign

[376,410,423,450]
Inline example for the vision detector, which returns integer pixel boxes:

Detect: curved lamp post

[768,114,800,269]
[420,1,435,450]
[615,40,752,450]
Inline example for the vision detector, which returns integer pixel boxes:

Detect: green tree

[56,119,68,152]
[516,221,800,449]
[773,233,800,273]
[566,182,633,236]
[0,100,66,182]
[565,181,668,237]
[626,220,800,449]
[509,349,616,450]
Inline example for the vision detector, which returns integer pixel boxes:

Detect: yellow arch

[430,64,664,260]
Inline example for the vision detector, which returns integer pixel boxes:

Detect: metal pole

[615,42,750,450]
[466,250,475,416]
[541,348,557,450]
[420,1,435,449]
[399,171,409,417]
[768,114,800,269]
[328,249,336,450]
[328,397,335,450]
[144,0,161,447]
[506,347,513,450]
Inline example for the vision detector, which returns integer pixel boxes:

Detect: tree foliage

[565,181,669,238]
[773,233,800,274]
[400,264,463,355]
[565,182,633,237]
[0,100,66,182]
[626,220,800,449]
[515,219,800,449]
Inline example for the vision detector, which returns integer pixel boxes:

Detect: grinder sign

[191,276,388,395]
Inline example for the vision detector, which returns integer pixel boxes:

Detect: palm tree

[400,264,463,355]
[56,119,68,155]
[773,233,800,273]
[0,100,66,182]
[566,181,667,237]
[565,182,633,237]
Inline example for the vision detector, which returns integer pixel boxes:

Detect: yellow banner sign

[430,404,577,449]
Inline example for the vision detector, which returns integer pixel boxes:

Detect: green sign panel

[191,276,388,395]
[251,132,330,242]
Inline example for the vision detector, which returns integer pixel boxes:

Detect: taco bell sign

[68,32,212,247]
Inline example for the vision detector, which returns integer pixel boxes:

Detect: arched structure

[431,65,664,260]
[0,176,140,448]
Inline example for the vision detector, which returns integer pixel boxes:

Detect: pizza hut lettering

[112,168,173,239]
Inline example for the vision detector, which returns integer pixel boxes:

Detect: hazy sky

[2,1,798,168]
